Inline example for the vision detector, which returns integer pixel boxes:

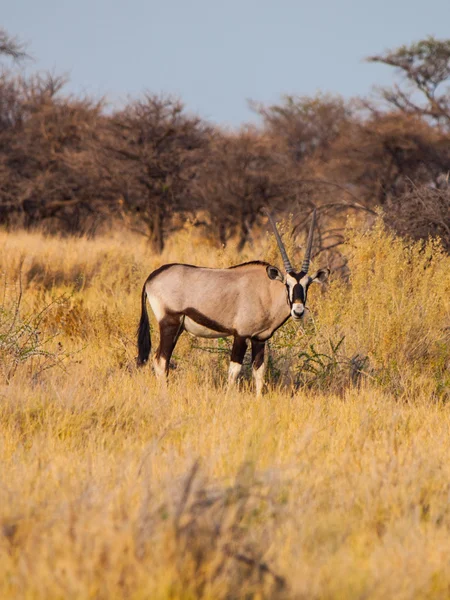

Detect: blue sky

[3,0,450,125]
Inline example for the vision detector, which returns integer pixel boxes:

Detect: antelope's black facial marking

[285,268,330,321]
[292,283,305,303]
[285,272,311,320]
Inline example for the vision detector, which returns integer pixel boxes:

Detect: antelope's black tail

[137,284,151,365]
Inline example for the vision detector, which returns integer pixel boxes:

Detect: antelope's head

[265,208,330,321]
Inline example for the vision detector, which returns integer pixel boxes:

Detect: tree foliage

[0,28,449,256]
[0,28,28,62]
[367,36,450,129]
[102,95,210,252]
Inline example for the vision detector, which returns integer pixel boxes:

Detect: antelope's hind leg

[153,316,184,379]
[227,336,248,388]
[251,339,266,397]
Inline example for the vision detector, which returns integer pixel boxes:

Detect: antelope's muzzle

[291,303,305,320]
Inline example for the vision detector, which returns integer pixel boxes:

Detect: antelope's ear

[310,268,330,284]
[266,266,284,282]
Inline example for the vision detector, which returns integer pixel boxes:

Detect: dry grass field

[1,220,450,599]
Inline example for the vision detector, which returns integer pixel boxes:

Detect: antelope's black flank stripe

[184,308,233,336]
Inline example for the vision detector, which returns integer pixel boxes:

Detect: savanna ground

[1,219,450,599]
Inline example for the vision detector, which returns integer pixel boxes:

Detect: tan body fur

[145,262,290,341]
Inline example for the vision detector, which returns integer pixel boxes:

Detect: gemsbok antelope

[137,210,329,395]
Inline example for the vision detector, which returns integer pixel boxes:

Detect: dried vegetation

[1,221,450,599]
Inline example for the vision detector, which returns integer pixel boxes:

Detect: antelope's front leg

[227,336,247,387]
[251,339,266,397]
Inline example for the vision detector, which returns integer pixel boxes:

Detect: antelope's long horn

[263,209,293,273]
[301,209,316,274]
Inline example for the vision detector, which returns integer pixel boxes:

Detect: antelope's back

[145,262,283,331]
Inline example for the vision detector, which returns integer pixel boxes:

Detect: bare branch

[0,28,29,62]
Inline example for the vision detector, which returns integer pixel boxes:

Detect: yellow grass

[1,221,450,599]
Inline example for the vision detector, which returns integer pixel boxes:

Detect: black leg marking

[228,336,248,386]
[251,339,266,396]
[154,316,183,377]
[173,317,185,346]
[231,336,248,365]
[251,340,265,370]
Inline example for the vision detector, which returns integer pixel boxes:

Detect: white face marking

[228,361,242,385]
[299,275,311,287]
[291,303,305,320]
[285,274,297,302]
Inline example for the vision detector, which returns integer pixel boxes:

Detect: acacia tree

[0,73,23,222]
[319,37,450,249]
[384,185,450,252]
[0,29,27,223]
[195,129,301,250]
[0,28,28,62]
[0,74,107,232]
[251,93,351,163]
[250,94,366,260]
[103,95,210,253]
[324,37,450,206]
[367,37,450,130]
[327,112,449,205]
